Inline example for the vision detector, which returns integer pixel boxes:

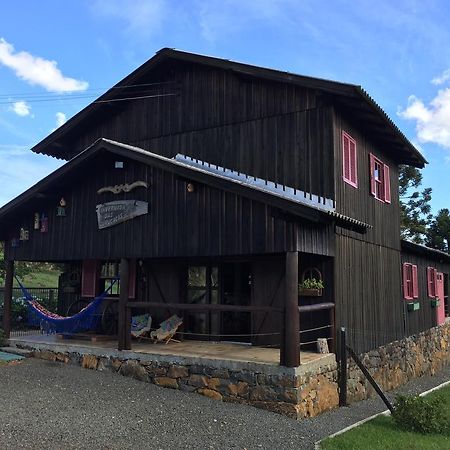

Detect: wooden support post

[281,252,300,367]
[338,327,348,406]
[3,260,14,339]
[118,258,130,351]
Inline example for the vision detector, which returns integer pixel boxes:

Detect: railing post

[281,252,300,367]
[338,327,348,406]
[3,260,14,339]
[118,258,130,351]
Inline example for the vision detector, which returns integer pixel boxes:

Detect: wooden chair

[150,315,183,344]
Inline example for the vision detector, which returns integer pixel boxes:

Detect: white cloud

[9,100,31,117]
[432,69,450,86]
[55,112,67,128]
[399,90,450,148]
[0,38,89,93]
[91,0,167,38]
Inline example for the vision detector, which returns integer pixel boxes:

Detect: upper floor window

[369,153,391,203]
[342,131,357,188]
[427,267,437,298]
[403,263,418,300]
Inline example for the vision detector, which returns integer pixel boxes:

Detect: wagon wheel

[101,300,119,335]
[66,299,90,316]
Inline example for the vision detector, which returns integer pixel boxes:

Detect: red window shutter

[81,260,99,298]
[433,268,438,298]
[128,259,136,299]
[427,267,435,298]
[383,164,391,203]
[412,265,419,298]
[369,153,376,196]
[350,139,357,186]
[343,133,350,181]
[403,263,410,299]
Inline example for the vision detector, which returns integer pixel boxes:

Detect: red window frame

[403,263,418,300]
[369,153,391,203]
[427,267,437,298]
[342,131,357,188]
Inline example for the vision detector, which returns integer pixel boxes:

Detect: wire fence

[0,287,59,334]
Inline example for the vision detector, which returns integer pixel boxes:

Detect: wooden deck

[9,333,333,368]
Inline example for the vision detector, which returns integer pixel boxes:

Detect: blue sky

[1,0,450,213]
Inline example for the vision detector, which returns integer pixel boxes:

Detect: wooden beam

[118,258,130,351]
[281,252,300,367]
[126,302,282,313]
[2,260,13,339]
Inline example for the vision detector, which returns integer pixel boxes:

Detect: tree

[426,209,450,252]
[0,241,33,284]
[399,165,433,244]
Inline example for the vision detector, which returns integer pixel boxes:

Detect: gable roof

[31,48,426,167]
[0,138,371,239]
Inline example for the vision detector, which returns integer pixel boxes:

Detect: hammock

[15,277,118,334]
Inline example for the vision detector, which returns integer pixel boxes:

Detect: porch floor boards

[9,333,330,367]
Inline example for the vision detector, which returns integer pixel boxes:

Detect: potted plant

[298,277,324,296]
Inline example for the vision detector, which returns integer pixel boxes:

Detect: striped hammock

[15,277,117,334]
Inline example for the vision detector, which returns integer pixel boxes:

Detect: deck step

[0,347,32,358]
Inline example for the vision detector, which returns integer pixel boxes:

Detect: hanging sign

[96,200,148,230]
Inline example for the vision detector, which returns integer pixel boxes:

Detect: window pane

[188,289,207,304]
[188,266,206,287]
[211,266,219,288]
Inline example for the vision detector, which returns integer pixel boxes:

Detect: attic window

[369,153,391,203]
[342,131,357,188]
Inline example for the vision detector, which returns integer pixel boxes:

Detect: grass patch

[18,269,60,287]
[321,386,450,450]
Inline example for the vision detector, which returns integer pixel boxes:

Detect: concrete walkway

[0,357,449,449]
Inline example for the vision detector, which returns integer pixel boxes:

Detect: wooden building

[1,48,449,366]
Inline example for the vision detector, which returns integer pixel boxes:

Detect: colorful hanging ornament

[19,228,29,241]
[34,213,40,230]
[57,197,66,217]
[40,214,49,233]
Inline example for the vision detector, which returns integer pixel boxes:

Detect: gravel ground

[0,358,449,450]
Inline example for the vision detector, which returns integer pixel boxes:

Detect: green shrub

[393,394,448,434]
[299,278,324,290]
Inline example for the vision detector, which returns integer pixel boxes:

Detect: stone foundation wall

[346,321,450,402]
[14,322,450,420]
[26,346,338,420]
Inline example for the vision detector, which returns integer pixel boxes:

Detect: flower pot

[407,302,420,312]
[298,288,323,297]
[431,299,440,308]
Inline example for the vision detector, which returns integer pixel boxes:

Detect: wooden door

[436,272,445,326]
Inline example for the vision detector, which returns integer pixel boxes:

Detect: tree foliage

[426,209,450,252]
[399,165,433,244]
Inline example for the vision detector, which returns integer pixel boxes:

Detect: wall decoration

[97,181,148,195]
[34,213,40,230]
[19,228,29,241]
[11,238,20,248]
[57,197,67,216]
[40,214,49,233]
[96,200,148,229]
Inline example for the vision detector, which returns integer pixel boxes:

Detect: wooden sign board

[96,200,148,229]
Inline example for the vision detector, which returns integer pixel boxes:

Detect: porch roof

[0,138,371,238]
[401,239,450,263]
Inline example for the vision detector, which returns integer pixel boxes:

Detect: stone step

[0,347,32,358]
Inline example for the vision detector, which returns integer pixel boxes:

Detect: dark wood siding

[333,108,401,250]
[6,155,333,262]
[61,61,335,202]
[334,233,404,354]
[401,249,450,336]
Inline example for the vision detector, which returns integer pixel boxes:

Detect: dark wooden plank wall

[333,109,401,250]
[400,250,450,336]
[334,233,404,354]
[62,61,335,201]
[6,154,334,262]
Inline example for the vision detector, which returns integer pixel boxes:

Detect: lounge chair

[150,314,183,344]
[131,313,152,340]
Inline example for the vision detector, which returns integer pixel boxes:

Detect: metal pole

[339,327,348,406]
